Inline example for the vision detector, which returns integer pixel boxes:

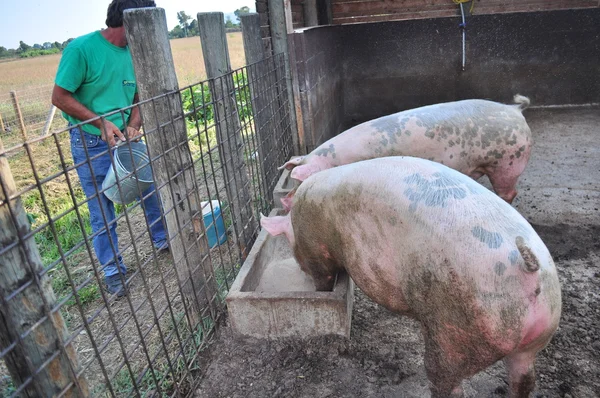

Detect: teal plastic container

[202,200,227,248]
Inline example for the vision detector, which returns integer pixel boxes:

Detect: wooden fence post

[0,112,5,133]
[240,13,275,202]
[124,8,219,325]
[42,105,57,136]
[268,0,302,154]
[303,0,319,26]
[10,90,27,141]
[0,142,88,396]
[198,12,257,255]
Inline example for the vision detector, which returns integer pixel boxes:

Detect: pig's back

[332,99,531,174]
[294,157,559,343]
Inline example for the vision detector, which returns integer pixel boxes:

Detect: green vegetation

[168,7,251,38]
[0,39,72,60]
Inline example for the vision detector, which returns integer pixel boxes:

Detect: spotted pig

[281,95,532,203]
[262,157,561,398]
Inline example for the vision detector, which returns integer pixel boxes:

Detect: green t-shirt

[55,31,137,136]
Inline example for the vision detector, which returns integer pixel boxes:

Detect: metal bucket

[102,141,154,205]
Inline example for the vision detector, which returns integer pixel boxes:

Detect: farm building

[0,1,598,397]
[255,0,599,152]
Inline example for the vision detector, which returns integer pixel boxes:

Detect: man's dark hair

[106,0,156,28]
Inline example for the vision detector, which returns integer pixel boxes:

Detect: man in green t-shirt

[52,0,167,297]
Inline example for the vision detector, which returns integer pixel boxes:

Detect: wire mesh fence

[0,52,293,397]
[0,85,65,146]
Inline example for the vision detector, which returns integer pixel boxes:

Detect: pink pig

[262,157,561,398]
[281,95,532,203]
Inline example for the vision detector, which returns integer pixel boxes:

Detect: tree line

[0,39,74,59]
[168,7,250,39]
[1,7,252,60]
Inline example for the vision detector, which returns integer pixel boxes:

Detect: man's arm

[125,93,142,140]
[52,85,125,147]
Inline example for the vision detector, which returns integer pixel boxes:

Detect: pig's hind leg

[487,149,531,204]
[422,326,505,398]
[488,171,519,203]
[503,351,536,398]
[422,332,470,398]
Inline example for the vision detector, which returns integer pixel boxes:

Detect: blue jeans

[70,126,167,278]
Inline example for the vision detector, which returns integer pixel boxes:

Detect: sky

[0,0,256,49]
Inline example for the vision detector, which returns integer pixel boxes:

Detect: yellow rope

[453,0,475,13]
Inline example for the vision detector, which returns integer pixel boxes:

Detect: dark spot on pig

[403,172,468,212]
[405,130,411,136]
[425,130,435,139]
[460,151,468,158]
[371,115,406,139]
[509,161,513,166]
[508,249,519,265]
[449,155,453,159]
[389,216,398,226]
[314,144,336,159]
[510,155,515,159]
[494,262,507,276]
[514,145,527,159]
[486,149,504,159]
[471,226,503,249]
[535,287,541,296]
[448,140,455,147]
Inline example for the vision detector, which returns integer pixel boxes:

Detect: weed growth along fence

[0,8,294,397]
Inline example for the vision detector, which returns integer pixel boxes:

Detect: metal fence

[0,52,293,397]
[0,85,64,145]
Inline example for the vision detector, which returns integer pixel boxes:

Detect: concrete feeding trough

[226,209,354,339]
[272,157,300,208]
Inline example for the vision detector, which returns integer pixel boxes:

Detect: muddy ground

[194,108,600,397]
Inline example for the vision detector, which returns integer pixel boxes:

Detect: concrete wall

[289,8,600,150]
[291,26,345,152]
[342,8,600,126]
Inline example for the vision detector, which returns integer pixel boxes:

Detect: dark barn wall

[291,27,345,152]
[289,8,600,151]
[342,8,600,127]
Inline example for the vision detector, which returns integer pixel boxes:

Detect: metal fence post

[268,0,301,154]
[124,8,219,325]
[198,12,258,256]
[10,90,27,141]
[0,142,88,396]
[240,13,274,202]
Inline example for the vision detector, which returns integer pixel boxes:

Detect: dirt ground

[193,108,600,397]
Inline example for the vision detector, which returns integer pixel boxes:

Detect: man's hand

[126,126,142,141]
[98,120,126,147]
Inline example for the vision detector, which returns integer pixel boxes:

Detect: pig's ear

[280,187,297,212]
[278,156,305,170]
[260,213,288,236]
[290,164,315,182]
